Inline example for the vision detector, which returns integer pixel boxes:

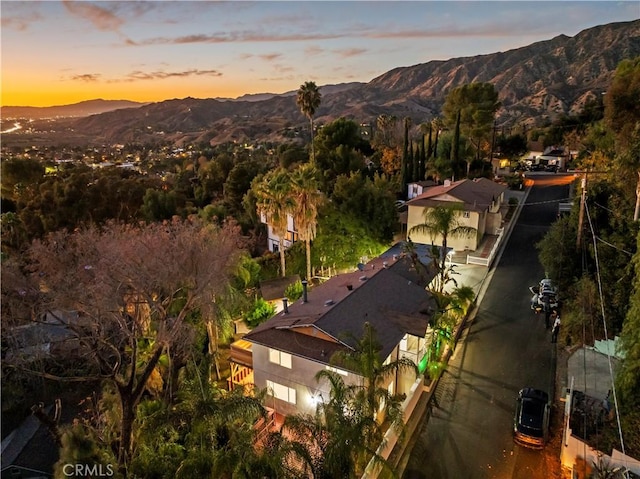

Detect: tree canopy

[442,82,500,162]
[2,217,245,473]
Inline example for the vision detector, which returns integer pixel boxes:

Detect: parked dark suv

[514,387,550,449]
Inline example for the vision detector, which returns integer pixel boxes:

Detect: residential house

[537,146,570,171]
[229,244,437,418]
[405,178,508,252]
[407,180,437,200]
[522,139,545,165]
[260,212,298,253]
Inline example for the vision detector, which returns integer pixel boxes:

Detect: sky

[1,1,639,108]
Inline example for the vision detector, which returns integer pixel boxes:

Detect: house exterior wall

[252,343,361,417]
[407,206,480,251]
[397,334,425,395]
[486,211,503,235]
[252,334,426,417]
[489,192,504,213]
[260,212,297,253]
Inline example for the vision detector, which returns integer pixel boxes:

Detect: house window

[285,231,298,243]
[266,380,297,404]
[268,348,292,368]
[326,365,348,377]
[462,211,470,218]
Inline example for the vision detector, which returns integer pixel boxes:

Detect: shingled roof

[407,178,507,212]
[244,244,437,367]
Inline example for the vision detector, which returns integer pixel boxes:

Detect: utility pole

[576,173,587,250]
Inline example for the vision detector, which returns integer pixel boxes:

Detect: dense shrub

[285,280,304,301]
[244,298,276,328]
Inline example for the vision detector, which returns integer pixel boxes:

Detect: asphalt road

[402,174,574,479]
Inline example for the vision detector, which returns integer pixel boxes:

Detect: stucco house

[228,244,437,418]
[260,212,298,253]
[405,178,508,252]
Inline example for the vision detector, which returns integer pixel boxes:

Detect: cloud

[304,46,324,56]
[0,6,43,31]
[68,69,222,84]
[133,30,348,46]
[1,16,33,31]
[333,48,367,58]
[121,69,223,82]
[71,74,102,83]
[62,0,124,32]
[237,53,283,62]
[258,53,283,62]
[273,64,294,74]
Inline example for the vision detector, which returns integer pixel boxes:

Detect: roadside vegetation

[535,57,640,459]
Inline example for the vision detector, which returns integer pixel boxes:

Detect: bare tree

[2,217,244,474]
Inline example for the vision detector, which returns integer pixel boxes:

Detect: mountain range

[2,19,639,147]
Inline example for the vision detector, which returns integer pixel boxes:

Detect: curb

[391,185,534,477]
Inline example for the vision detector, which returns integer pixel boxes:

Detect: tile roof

[407,178,507,212]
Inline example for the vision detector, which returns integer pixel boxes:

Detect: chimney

[346,284,353,291]
[301,280,308,303]
[282,297,289,314]
[383,261,388,268]
[444,179,451,187]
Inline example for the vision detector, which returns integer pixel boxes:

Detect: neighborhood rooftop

[244,244,437,366]
[407,177,507,212]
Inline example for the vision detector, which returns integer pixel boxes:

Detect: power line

[594,201,616,214]
[584,201,628,477]
[594,236,634,256]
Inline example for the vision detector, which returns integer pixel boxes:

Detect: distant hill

[1,99,147,119]
[223,82,364,102]
[2,20,639,147]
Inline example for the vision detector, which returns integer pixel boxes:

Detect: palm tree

[283,368,397,479]
[331,322,416,426]
[423,285,475,379]
[408,204,477,293]
[254,169,294,277]
[290,164,323,282]
[281,325,412,478]
[296,81,322,164]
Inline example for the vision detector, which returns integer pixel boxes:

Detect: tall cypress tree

[411,141,418,182]
[401,117,410,196]
[419,133,426,180]
[433,126,440,166]
[450,110,461,180]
